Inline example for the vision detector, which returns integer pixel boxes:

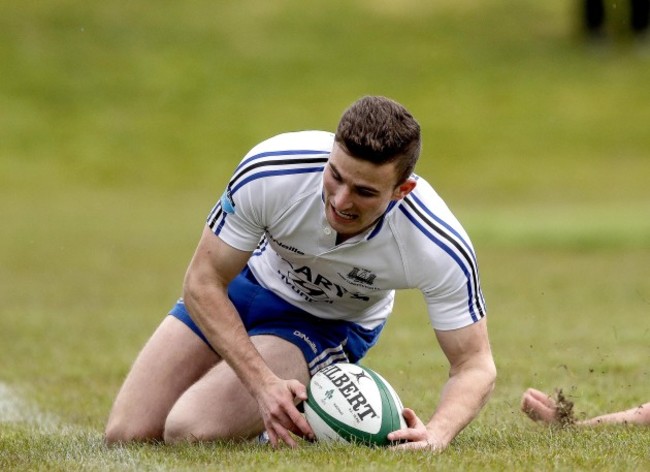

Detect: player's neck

[335,215,385,245]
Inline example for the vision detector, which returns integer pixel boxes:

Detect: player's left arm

[388,317,496,451]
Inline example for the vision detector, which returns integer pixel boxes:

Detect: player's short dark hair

[334,96,421,185]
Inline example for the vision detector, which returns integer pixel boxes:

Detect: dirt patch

[554,388,576,427]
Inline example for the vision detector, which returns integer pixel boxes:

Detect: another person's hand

[387,408,445,452]
[256,377,314,448]
[521,388,558,423]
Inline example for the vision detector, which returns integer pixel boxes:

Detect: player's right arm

[387,318,496,450]
[182,225,314,447]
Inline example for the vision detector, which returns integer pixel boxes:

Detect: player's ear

[393,178,417,200]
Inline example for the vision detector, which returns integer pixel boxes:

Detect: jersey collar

[366,199,398,240]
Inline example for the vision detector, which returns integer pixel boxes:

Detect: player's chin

[330,218,364,237]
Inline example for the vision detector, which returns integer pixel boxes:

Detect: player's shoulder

[243,130,334,159]
[402,174,448,214]
[395,174,473,251]
[228,131,331,199]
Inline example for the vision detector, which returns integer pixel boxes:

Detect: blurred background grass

[1,0,649,467]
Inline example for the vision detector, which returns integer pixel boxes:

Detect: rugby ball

[304,363,406,446]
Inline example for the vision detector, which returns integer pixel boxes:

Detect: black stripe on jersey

[229,156,329,190]
[402,196,486,318]
[207,201,224,233]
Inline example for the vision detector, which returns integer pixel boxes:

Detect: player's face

[323,143,416,241]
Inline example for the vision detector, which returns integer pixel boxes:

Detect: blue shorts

[169,266,385,375]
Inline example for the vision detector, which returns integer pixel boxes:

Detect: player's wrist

[247,369,282,398]
[424,425,451,450]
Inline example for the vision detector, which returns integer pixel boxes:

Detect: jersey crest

[220,188,236,214]
[346,267,376,286]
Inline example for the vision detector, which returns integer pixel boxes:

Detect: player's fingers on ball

[387,426,423,443]
[288,379,308,401]
[273,425,298,448]
[277,397,312,438]
[273,408,308,440]
[287,408,314,438]
[283,420,305,439]
[401,408,422,428]
[387,430,405,442]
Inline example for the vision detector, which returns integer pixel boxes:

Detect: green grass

[2,426,648,471]
[1,0,650,470]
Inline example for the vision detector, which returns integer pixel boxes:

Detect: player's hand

[387,408,445,452]
[256,377,315,448]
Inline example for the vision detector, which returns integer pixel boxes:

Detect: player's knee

[163,412,215,444]
[104,415,163,445]
[164,406,205,444]
[164,408,240,444]
[163,412,188,444]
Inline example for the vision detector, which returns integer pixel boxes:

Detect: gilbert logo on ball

[304,363,406,446]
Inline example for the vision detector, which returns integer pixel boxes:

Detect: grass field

[1,1,649,470]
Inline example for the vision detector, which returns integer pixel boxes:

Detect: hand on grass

[387,408,445,452]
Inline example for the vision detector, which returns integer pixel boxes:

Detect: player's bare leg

[105,316,220,444]
[163,335,309,444]
[580,402,650,426]
[522,388,650,426]
[521,388,559,423]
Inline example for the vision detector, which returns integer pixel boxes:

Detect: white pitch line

[0,381,60,432]
[0,382,144,469]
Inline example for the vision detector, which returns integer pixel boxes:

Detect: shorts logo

[293,330,318,354]
[220,188,235,214]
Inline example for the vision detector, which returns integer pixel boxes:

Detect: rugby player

[105,96,497,451]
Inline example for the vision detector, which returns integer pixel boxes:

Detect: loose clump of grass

[554,389,576,427]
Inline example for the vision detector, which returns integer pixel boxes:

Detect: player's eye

[357,188,377,198]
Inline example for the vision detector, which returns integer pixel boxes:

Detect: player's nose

[332,186,353,210]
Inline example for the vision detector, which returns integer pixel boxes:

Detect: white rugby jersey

[207,131,486,331]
